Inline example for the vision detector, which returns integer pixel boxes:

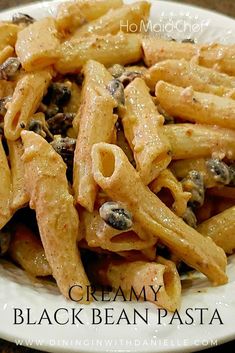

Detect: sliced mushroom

[99,202,133,231]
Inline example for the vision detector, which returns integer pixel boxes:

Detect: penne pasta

[21,130,90,301]
[0,136,12,230]
[91,142,227,285]
[155,81,235,129]
[150,169,191,217]
[197,207,235,254]
[0,23,20,51]
[0,79,15,99]
[142,37,235,75]
[4,70,51,141]
[73,60,117,212]
[56,33,142,74]
[120,78,171,184]
[72,1,150,38]
[163,124,235,160]
[9,224,52,277]
[146,59,235,97]
[88,256,181,311]
[80,209,156,252]
[56,0,123,34]
[0,45,15,65]
[16,17,60,71]
[8,139,29,212]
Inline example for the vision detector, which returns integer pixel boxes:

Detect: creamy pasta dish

[1,0,235,312]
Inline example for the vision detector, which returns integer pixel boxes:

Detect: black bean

[0,229,11,256]
[182,170,204,209]
[51,136,76,182]
[119,71,143,87]
[107,79,125,107]
[0,57,21,80]
[28,119,53,141]
[43,83,71,107]
[182,207,197,228]
[99,202,132,231]
[51,137,76,164]
[45,104,60,119]
[206,159,231,185]
[12,13,35,25]
[47,113,75,135]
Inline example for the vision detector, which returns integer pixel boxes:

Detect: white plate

[1,1,235,352]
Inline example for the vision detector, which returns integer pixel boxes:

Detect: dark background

[0,0,234,352]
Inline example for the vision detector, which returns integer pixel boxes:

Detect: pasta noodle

[0,0,235,310]
[120,78,171,184]
[81,209,156,252]
[0,136,12,230]
[142,37,235,75]
[88,256,182,311]
[146,59,235,97]
[73,60,117,212]
[163,124,235,160]
[56,0,123,34]
[8,139,29,212]
[72,1,150,38]
[150,169,191,217]
[56,32,142,74]
[0,45,15,65]
[4,70,51,140]
[197,207,235,255]
[91,142,227,285]
[16,17,60,71]
[9,224,52,277]
[155,80,235,129]
[21,130,90,301]
[0,23,20,51]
